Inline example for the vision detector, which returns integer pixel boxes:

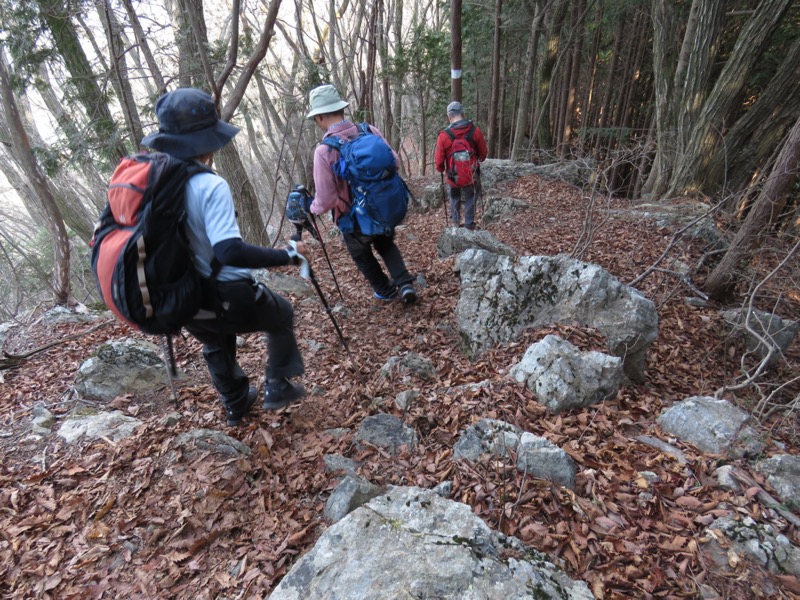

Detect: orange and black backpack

[444,123,479,188]
[90,152,214,336]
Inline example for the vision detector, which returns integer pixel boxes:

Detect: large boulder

[510,335,624,413]
[480,158,595,190]
[605,201,722,246]
[416,159,595,213]
[455,249,658,382]
[269,486,594,600]
[75,338,173,402]
[482,196,532,224]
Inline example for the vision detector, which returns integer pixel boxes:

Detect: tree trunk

[511,0,548,160]
[36,64,107,211]
[359,0,380,121]
[0,54,70,305]
[703,114,800,301]
[642,0,677,197]
[706,36,800,194]
[451,0,463,101]
[97,0,143,152]
[593,13,624,154]
[667,0,794,196]
[533,0,568,148]
[673,0,723,153]
[561,0,585,157]
[487,0,503,156]
[35,0,127,165]
[120,0,167,94]
[390,0,404,148]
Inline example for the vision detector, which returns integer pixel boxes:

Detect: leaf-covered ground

[2,173,799,599]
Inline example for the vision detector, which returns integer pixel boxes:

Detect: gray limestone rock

[379,352,437,382]
[173,428,251,457]
[510,335,623,413]
[436,227,516,258]
[58,410,142,443]
[323,475,385,522]
[656,396,764,458]
[754,454,800,512]
[721,308,798,366]
[454,419,577,489]
[455,249,658,382]
[270,486,594,600]
[354,413,418,455]
[516,433,577,489]
[481,196,532,224]
[75,338,173,402]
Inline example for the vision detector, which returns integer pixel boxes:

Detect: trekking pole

[288,242,364,383]
[440,173,448,225]
[308,213,344,301]
[161,335,180,406]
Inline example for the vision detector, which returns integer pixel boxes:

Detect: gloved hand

[286,240,310,279]
[301,194,313,213]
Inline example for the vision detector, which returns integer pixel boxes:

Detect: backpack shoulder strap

[320,136,343,151]
[465,123,476,142]
[358,122,371,135]
[444,128,456,141]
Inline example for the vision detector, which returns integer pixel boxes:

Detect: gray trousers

[448,183,479,226]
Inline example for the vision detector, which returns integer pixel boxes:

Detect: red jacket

[434,120,488,181]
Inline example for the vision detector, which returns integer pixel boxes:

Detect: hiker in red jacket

[434,102,489,230]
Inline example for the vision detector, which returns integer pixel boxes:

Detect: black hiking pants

[342,230,414,297]
[185,280,304,408]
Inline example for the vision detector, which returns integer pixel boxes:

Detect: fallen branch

[1,319,113,370]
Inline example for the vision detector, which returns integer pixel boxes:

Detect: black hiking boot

[226,386,258,426]
[263,378,305,410]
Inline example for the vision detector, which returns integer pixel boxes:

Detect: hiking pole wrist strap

[287,240,311,279]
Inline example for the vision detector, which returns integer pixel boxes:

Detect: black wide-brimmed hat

[141,88,240,160]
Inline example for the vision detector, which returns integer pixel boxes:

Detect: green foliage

[386,24,449,96]
[0,0,52,88]
[299,57,331,94]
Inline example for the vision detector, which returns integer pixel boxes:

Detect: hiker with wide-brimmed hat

[142,88,307,426]
[303,84,418,305]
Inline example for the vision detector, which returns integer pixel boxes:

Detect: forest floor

[1,172,799,600]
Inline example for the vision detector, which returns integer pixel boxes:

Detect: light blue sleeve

[196,175,242,246]
[184,171,251,281]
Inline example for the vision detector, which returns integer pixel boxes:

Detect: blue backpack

[321,122,409,236]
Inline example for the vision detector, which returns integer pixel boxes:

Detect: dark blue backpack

[321,122,409,236]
